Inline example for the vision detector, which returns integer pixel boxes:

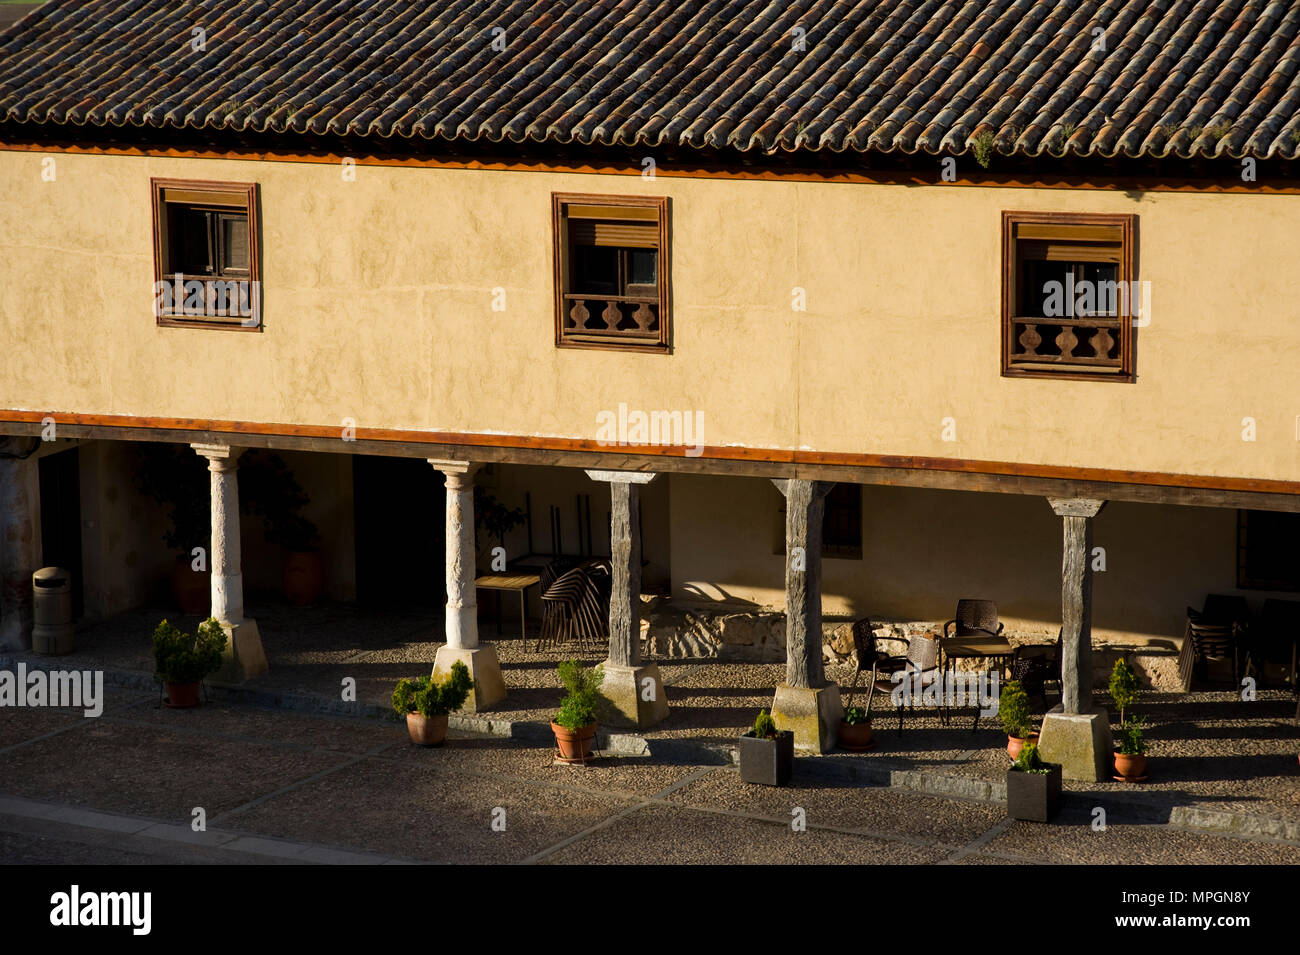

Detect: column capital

[427,458,480,476]
[585,469,658,485]
[1048,498,1107,518]
[192,444,239,471]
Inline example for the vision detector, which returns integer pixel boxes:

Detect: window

[1238,510,1300,591]
[1001,211,1137,381]
[552,193,670,352]
[151,178,261,330]
[773,483,863,560]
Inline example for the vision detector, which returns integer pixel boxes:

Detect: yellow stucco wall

[2,151,1299,483]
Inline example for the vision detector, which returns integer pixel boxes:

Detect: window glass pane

[626,247,657,288]
[169,206,214,275]
[220,214,250,273]
[1079,262,1119,316]
[1019,258,1071,318]
[572,244,619,296]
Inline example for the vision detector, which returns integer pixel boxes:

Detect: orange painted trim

[3,409,1297,496]
[1,139,1297,195]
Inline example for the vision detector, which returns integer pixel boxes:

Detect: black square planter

[739,730,794,786]
[1006,764,1062,822]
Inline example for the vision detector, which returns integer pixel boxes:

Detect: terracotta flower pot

[551,721,598,764]
[1114,751,1147,781]
[1007,732,1039,762]
[838,719,875,751]
[163,681,201,708]
[406,712,449,747]
[171,556,209,615]
[282,549,324,607]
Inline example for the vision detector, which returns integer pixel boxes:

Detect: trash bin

[32,567,74,655]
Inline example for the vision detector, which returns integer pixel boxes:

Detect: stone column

[770,478,842,753]
[584,470,667,729]
[192,445,267,680]
[1038,497,1112,781]
[0,448,41,651]
[428,459,505,712]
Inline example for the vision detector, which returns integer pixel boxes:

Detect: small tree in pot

[739,709,795,786]
[392,662,474,747]
[999,679,1038,762]
[551,660,603,764]
[1109,658,1148,781]
[153,618,227,708]
[1005,742,1062,822]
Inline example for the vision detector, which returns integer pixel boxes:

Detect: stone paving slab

[535,802,948,865]
[662,766,1007,845]
[224,758,641,864]
[0,717,350,820]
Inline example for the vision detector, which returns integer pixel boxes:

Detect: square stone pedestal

[433,645,506,712]
[596,663,669,729]
[217,619,268,682]
[771,683,842,754]
[1037,705,1113,781]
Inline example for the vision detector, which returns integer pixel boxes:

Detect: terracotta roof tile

[2,0,1299,161]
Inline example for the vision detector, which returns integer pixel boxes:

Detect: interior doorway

[38,446,84,619]
[352,455,445,608]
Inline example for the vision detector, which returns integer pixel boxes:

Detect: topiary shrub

[392,662,474,718]
[999,680,1034,738]
[1011,742,1051,774]
[153,617,227,684]
[1108,657,1139,724]
[554,659,603,730]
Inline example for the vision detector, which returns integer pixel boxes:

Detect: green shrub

[998,680,1033,738]
[392,662,474,718]
[1116,715,1146,756]
[153,618,227,684]
[1011,742,1051,774]
[1109,657,1139,723]
[751,709,778,739]
[554,659,603,730]
[843,706,869,726]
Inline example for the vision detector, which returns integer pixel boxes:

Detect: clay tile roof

[2,0,1300,162]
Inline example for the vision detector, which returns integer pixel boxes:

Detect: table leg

[519,589,527,642]
[495,591,503,637]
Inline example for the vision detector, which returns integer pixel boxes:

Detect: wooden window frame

[1001,210,1137,382]
[552,192,671,353]
[151,178,262,331]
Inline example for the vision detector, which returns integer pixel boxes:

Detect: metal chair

[538,559,610,653]
[843,617,885,715]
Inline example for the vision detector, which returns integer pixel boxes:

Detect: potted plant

[153,617,227,708]
[135,443,211,614]
[551,659,603,764]
[838,705,875,751]
[999,679,1038,761]
[739,709,794,786]
[392,662,474,747]
[1109,657,1148,781]
[1005,743,1062,822]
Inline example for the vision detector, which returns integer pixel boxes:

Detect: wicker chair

[1186,606,1240,686]
[871,633,942,735]
[1011,629,1063,710]
[843,617,886,714]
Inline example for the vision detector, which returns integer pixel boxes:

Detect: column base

[1037,704,1114,782]
[216,619,268,682]
[596,663,669,729]
[772,683,842,754]
[433,644,506,712]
